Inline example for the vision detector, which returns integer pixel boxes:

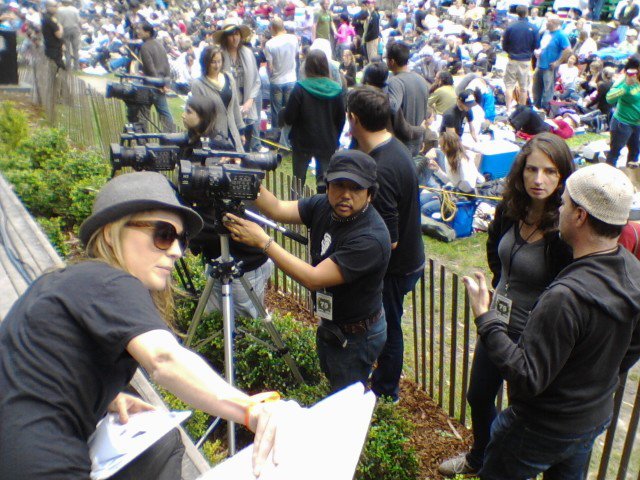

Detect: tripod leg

[221,279,236,455]
[238,276,306,385]
[184,276,216,347]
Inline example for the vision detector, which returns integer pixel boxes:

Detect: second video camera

[106,73,169,106]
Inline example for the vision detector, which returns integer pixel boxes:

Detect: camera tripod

[185,212,307,454]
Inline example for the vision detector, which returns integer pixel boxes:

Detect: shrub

[18,127,69,168]
[0,102,30,150]
[37,216,69,257]
[356,399,421,480]
[158,387,227,465]
[175,291,421,480]
[182,309,324,394]
[1,127,110,232]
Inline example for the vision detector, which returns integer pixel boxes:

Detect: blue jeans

[532,68,556,111]
[480,407,610,480]
[371,269,423,400]
[270,82,294,135]
[589,0,605,19]
[420,190,441,217]
[152,92,175,132]
[317,312,387,393]
[606,116,640,167]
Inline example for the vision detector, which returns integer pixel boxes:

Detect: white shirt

[558,64,579,88]
[265,33,299,85]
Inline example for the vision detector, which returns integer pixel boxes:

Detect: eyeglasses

[125,221,189,252]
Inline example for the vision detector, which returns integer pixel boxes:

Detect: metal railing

[23,55,640,480]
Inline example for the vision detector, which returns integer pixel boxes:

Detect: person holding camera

[0,171,299,480]
[180,95,272,321]
[41,0,64,70]
[136,22,175,132]
[606,57,640,168]
[223,150,392,393]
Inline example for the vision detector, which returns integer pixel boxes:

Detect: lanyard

[505,222,539,294]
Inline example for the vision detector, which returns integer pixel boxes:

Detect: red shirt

[619,222,640,260]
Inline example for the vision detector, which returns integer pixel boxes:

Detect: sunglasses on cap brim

[125,220,189,252]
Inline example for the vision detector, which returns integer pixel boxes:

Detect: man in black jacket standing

[502,5,539,112]
[348,86,425,403]
[136,22,175,132]
[463,163,640,480]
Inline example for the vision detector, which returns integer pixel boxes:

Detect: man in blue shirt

[502,6,539,111]
[532,15,571,111]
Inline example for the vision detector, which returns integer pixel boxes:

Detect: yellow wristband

[243,391,281,429]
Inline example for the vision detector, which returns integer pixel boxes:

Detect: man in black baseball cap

[440,88,479,142]
[223,150,392,392]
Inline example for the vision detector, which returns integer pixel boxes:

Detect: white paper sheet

[89,410,192,480]
[197,383,377,480]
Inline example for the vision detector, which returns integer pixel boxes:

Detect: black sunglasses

[125,221,189,252]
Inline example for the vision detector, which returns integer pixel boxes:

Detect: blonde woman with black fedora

[214,20,262,152]
[0,171,299,480]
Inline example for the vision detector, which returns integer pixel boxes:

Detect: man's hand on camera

[223,213,270,248]
[107,392,155,424]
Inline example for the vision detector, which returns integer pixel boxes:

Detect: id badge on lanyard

[315,291,333,321]
[495,293,512,324]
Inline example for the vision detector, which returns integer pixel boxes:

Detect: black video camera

[106,73,169,107]
[109,137,281,205]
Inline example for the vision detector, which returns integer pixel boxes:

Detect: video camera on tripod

[106,73,170,125]
[110,133,281,207]
[106,73,169,106]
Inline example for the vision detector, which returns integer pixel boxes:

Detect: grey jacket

[222,46,261,123]
[191,74,245,152]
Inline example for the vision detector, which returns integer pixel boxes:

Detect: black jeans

[466,334,519,470]
[292,150,333,195]
[111,428,184,480]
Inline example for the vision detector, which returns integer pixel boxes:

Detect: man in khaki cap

[462,164,640,479]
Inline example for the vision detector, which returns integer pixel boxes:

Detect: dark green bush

[158,386,227,465]
[18,127,69,168]
[181,309,323,394]
[37,216,69,257]
[356,400,421,480]
[1,123,110,232]
[175,292,420,479]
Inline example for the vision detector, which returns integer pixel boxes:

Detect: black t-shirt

[0,262,169,478]
[219,72,233,110]
[298,195,391,324]
[415,9,427,29]
[41,14,63,57]
[440,105,473,137]
[368,137,425,276]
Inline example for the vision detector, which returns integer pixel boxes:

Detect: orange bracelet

[243,391,281,429]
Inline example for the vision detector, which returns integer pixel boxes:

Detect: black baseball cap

[325,150,377,189]
[458,89,477,107]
